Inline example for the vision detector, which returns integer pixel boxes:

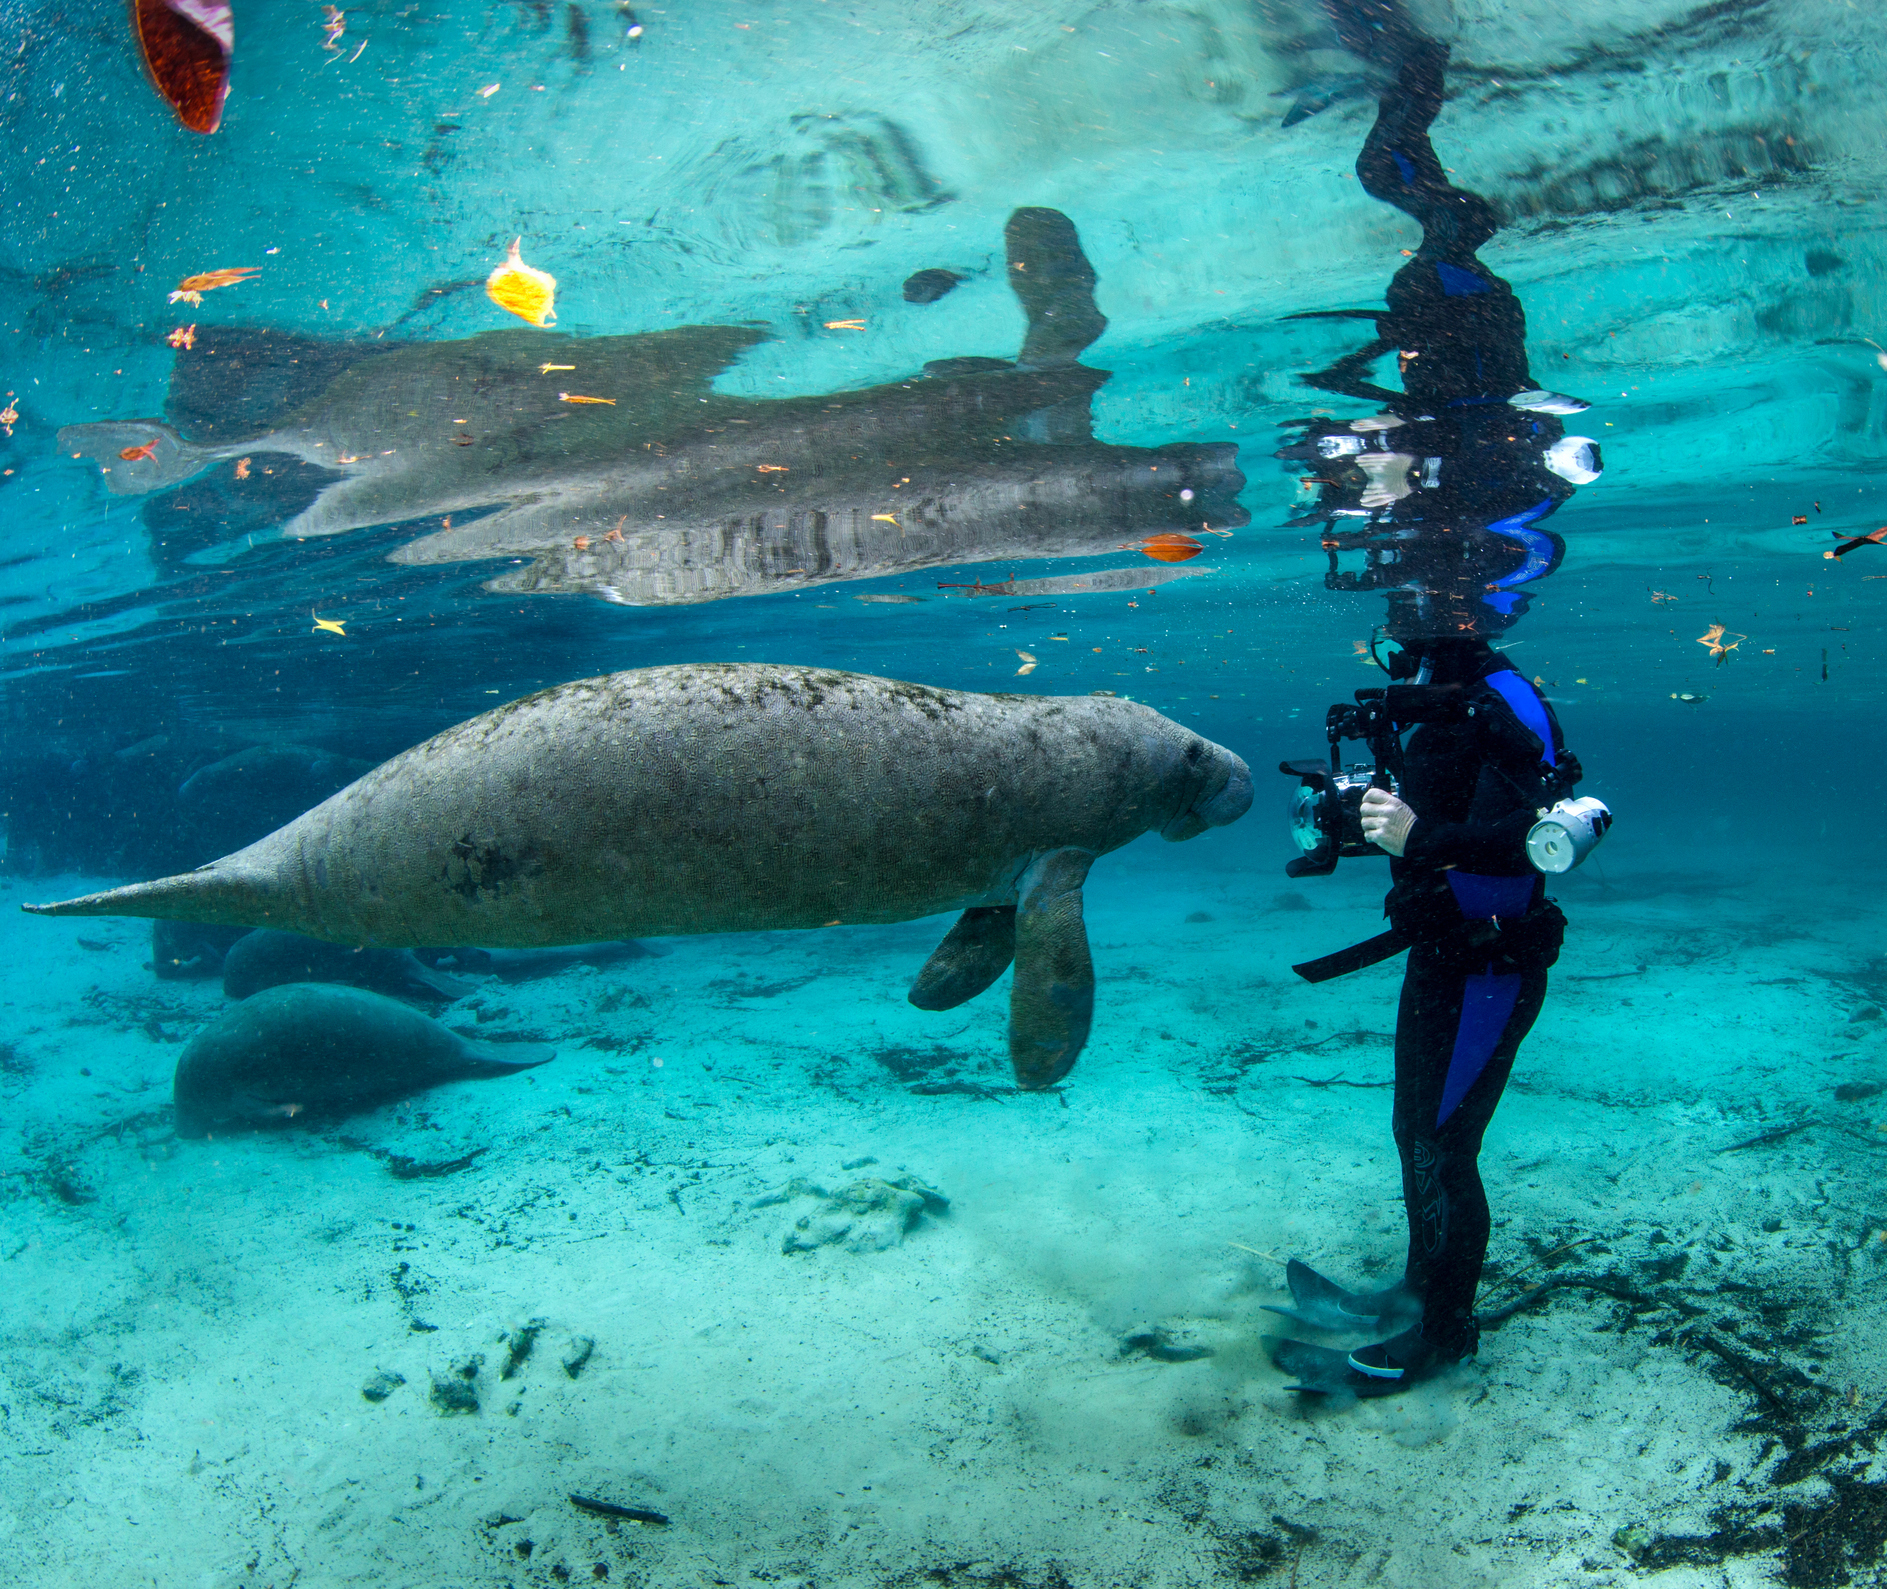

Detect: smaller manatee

[221,928,474,1004]
[174,983,553,1137]
[902,267,965,304]
[153,919,248,980]
[412,940,664,983]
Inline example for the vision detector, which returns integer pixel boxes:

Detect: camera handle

[1324,688,1404,790]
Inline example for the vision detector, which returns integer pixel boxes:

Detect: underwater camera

[1278,687,1408,879]
[1279,686,1613,879]
[1282,758,1396,877]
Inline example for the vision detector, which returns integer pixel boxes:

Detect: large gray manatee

[26,665,1252,1088]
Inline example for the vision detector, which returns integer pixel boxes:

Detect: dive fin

[1260,1259,1422,1334]
[1007,847,1095,1090]
[908,906,1016,1011]
[56,420,227,496]
[1005,208,1107,369]
[1263,1336,1358,1395]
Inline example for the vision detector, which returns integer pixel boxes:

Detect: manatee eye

[1185,739,1204,764]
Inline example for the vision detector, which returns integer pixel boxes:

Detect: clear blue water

[3,2,1886,1584]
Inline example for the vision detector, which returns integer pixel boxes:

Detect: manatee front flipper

[1008,848,1095,1090]
[908,906,1016,1011]
[1005,208,1107,369]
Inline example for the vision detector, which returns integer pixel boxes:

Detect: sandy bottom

[1,842,1884,1589]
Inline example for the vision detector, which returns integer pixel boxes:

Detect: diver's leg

[1387,945,1462,1318]
[1412,960,1547,1355]
[1356,948,1546,1383]
[1353,36,1497,258]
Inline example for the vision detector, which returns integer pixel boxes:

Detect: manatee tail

[23,864,275,930]
[1008,848,1096,1090]
[908,906,1016,1011]
[1005,208,1107,368]
[56,419,227,496]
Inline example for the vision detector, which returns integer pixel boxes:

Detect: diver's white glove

[1359,787,1416,857]
[1357,451,1416,507]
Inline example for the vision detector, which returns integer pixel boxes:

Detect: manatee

[177,743,372,848]
[412,940,665,983]
[27,665,1252,1089]
[56,209,1246,609]
[221,928,475,1004]
[902,267,965,304]
[172,983,553,1137]
[152,919,248,980]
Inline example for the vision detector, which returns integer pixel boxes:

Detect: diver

[1261,0,1605,1397]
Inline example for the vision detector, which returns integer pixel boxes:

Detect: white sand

[0,837,1882,1588]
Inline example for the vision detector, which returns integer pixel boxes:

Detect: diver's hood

[1545,435,1603,485]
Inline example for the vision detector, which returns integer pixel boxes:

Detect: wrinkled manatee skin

[173,983,552,1137]
[32,666,1253,950]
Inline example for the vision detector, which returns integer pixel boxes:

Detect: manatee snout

[1160,743,1254,841]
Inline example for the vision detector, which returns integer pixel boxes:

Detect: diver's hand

[1359,787,1416,857]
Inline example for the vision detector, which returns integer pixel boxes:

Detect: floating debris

[1014,649,1037,675]
[1130,532,1204,563]
[486,238,557,327]
[1696,623,1745,666]
[311,612,346,636]
[166,324,197,350]
[558,393,615,405]
[1827,527,1887,560]
[133,0,233,134]
[168,266,259,306]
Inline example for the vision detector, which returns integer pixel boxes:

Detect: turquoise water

[3,2,1886,1584]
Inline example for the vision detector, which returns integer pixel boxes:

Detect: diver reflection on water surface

[1263,1,1611,1399]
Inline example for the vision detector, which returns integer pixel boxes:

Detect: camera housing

[1282,760,1397,878]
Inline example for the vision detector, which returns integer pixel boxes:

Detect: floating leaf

[487,238,557,327]
[133,0,233,135]
[1132,533,1204,564]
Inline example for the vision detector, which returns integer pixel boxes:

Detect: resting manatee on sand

[173,983,553,1138]
[27,665,1252,1088]
[220,928,474,1004]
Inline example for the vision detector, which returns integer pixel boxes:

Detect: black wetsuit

[1385,648,1569,1359]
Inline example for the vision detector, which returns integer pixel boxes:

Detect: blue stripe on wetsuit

[1480,500,1558,615]
[1483,668,1556,766]
[1434,839,1544,1125]
[1436,972,1522,1127]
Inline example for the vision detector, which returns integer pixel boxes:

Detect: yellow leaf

[487,238,557,327]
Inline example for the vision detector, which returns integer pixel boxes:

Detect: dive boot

[1266,1324,1461,1399]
